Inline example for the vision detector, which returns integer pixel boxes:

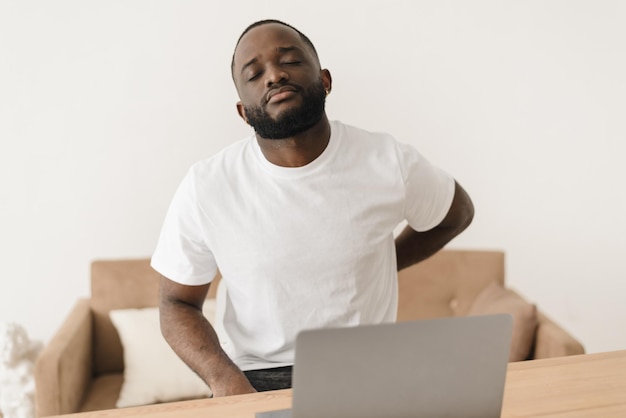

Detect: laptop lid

[258,314,512,418]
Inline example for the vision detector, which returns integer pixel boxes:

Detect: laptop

[256,314,512,418]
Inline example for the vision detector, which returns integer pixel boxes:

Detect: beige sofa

[34,249,584,416]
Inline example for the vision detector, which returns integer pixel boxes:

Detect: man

[152,19,474,397]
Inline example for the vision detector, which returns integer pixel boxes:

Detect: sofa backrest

[90,249,504,375]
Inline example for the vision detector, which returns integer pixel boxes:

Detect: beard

[244,79,326,139]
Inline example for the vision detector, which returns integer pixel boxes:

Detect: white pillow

[109,300,216,408]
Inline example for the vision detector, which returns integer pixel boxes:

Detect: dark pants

[244,366,293,392]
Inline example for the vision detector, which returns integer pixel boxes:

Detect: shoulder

[331,120,396,145]
[188,135,255,179]
[169,135,256,202]
[330,120,411,163]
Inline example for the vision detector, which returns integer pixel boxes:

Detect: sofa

[34,249,584,416]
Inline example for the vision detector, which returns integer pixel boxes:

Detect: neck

[256,115,331,167]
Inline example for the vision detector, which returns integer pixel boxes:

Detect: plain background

[1,1,624,355]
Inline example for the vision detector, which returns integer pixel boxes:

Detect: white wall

[1,1,624,354]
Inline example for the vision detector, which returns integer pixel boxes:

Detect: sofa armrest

[532,311,585,359]
[35,299,93,417]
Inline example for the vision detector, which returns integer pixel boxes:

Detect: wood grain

[50,350,626,418]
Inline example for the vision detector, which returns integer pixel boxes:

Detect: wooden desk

[53,350,626,418]
[501,349,626,417]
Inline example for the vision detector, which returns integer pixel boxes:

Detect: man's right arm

[158,276,256,397]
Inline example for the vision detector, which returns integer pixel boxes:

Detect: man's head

[231,20,332,139]
[231,20,320,75]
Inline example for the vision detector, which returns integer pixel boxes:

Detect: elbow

[159,300,174,341]
[158,293,183,343]
[450,180,474,234]
[461,195,475,231]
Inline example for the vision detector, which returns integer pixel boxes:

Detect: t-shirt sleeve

[151,168,218,285]
[396,142,455,232]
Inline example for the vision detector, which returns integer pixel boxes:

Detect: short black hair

[231,19,320,78]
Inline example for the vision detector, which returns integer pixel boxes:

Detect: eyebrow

[239,45,303,75]
[240,58,258,75]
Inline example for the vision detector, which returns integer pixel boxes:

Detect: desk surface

[54,350,626,418]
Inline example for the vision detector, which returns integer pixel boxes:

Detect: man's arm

[395,180,474,271]
[159,276,256,397]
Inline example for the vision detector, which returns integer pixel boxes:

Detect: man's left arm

[395,180,474,271]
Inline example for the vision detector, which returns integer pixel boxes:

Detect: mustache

[263,83,301,106]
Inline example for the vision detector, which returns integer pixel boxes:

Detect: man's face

[232,23,331,139]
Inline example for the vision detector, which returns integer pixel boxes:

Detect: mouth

[266,85,298,104]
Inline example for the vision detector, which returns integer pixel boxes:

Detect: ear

[321,69,332,95]
[236,101,248,124]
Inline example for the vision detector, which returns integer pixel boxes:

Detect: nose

[265,64,289,87]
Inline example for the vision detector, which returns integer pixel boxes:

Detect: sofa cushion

[467,281,538,362]
[109,301,216,408]
[397,250,505,321]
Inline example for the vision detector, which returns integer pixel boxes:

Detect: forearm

[395,223,464,271]
[159,300,253,396]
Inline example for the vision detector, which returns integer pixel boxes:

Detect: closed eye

[282,61,301,65]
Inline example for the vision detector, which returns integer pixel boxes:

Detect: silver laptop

[257,314,512,418]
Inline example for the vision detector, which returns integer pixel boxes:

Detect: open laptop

[256,314,512,418]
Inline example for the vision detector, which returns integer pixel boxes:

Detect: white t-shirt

[151,120,455,370]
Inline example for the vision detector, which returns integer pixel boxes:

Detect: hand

[211,369,257,397]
